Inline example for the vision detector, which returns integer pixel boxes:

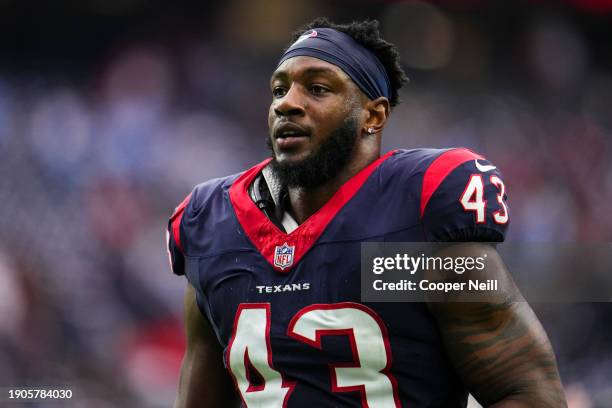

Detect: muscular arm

[174,284,239,408]
[427,243,567,407]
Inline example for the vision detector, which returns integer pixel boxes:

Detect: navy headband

[277,27,391,101]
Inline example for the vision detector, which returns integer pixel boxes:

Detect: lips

[274,122,310,150]
[274,122,310,139]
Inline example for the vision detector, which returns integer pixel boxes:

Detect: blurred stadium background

[0,0,610,407]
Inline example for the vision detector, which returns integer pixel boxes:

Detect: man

[168,18,567,407]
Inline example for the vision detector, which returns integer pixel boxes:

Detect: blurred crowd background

[0,0,610,407]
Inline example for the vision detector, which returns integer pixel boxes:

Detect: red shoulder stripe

[170,193,192,252]
[420,148,484,217]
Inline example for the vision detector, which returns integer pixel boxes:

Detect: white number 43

[226,302,401,407]
[460,174,508,224]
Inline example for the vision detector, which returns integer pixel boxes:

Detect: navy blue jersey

[167,148,509,407]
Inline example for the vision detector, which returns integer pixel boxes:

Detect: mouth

[274,122,310,150]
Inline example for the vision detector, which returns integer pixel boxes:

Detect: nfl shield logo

[274,242,295,270]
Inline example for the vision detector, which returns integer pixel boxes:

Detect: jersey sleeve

[166,193,192,276]
[420,148,509,242]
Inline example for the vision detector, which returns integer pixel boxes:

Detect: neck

[285,141,380,224]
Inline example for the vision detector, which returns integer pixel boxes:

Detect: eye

[310,84,329,95]
[272,86,287,98]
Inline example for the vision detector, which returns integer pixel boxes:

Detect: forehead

[271,56,352,83]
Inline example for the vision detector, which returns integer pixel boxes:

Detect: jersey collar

[229,150,396,273]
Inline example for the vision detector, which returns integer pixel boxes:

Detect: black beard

[267,116,359,189]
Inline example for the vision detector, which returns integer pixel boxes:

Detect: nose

[273,85,305,118]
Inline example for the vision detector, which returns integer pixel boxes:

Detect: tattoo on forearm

[435,300,566,407]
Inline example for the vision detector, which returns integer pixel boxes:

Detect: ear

[363,97,390,135]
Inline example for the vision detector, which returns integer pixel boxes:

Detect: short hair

[288,17,409,107]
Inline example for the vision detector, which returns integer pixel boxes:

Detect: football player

[168,18,567,407]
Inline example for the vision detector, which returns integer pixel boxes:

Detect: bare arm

[174,283,239,408]
[427,243,567,407]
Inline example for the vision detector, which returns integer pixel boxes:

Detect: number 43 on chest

[227,302,402,407]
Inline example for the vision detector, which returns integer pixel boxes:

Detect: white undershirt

[281,211,299,234]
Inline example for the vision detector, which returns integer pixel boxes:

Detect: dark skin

[174,284,239,408]
[427,244,567,407]
[174,56,567,407]
[268,56,388,223]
